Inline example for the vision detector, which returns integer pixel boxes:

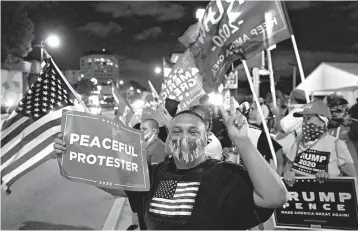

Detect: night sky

[15,1,358,89]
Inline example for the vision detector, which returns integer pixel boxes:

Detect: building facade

[79,49,119,85]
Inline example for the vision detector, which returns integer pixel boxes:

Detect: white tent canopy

[296,62,358,105]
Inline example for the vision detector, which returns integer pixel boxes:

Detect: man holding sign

[283,101,357,186]
[54,106,287,229]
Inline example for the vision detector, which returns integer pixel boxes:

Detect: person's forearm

[233,138,287,205]
[283,159,293,173]
[340,163,358,178]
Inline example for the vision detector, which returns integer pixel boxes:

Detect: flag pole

[148,80,159,99]
[261,51,265,68]
[267,48,277,107]
[242,60,277,169]
[291,35,310,103]
[42,49,90,113]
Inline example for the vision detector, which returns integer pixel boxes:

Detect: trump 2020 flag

[159,49,205,111]
[1,58,81,194]
[180,0,292,92]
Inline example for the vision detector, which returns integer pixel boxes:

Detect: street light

[196,9,205,21]
[119,80,124,85]
[34,34,60,62]
[154,67,162,74]
[46,35,60,48]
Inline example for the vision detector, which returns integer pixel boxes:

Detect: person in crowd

[348,98,358,157]
[273,89,307,137]
[189,105,223,160]
[283,100,357,187]
[54,109,288,230]
[140,119,167,165]
[128,119,168,230]
[323,95,358,174]
[199,94,233,148]
[349,97,358,120]
[247,98,270,126]
[271,89,308,163]
[225,102,285,175]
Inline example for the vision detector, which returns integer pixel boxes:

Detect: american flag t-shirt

[149,180,200,216]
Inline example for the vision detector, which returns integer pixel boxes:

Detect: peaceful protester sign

[274,177,358,230]
[60,111,150,191]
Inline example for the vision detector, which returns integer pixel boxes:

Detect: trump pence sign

[60,111,150,191]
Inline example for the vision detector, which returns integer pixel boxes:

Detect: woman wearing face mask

[283,100,357,187]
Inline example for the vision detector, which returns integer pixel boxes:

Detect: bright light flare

[208,92,224,106]
[46,35,60,48]
[196,9,205,21]
[91,78,98,85]
[154,67,162,74]
[5,100,15,107]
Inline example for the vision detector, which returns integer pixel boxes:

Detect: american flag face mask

[302,121,326,143]
[168,137,206,164]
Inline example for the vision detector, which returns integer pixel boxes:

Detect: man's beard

[168,137,206,164]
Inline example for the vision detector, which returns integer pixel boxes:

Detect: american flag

[1,57,80,193]
[112,85,136,126]
[149,180,200,216]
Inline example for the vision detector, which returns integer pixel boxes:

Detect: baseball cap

[289,89,307,103]
[293,100,332,119]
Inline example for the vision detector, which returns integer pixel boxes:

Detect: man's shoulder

[149,138,166,152]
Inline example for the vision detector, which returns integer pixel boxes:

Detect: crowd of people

[53,91,358,230]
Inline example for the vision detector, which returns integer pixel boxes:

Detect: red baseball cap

[293,100,332,119]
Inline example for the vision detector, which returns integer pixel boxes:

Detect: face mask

[144,131,155,146]
[302,121,326,143]
[168,137,206,164]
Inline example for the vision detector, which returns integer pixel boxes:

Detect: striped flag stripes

[1,57,83,193]
[149,180,200,216]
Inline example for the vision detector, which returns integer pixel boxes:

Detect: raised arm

[221,106,287,209]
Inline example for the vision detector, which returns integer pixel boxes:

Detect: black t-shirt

[126,158,273,230]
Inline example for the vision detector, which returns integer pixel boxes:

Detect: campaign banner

[160,49,205,111]
[60,111,150,191]
[224,70,238,89]
[180,0,292,92]
[292,149,330,175]
[274,177,358,230]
